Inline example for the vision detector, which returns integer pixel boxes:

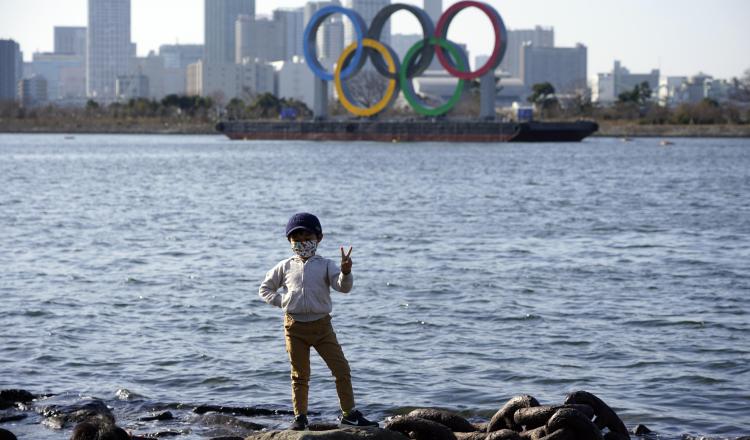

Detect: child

[259,212,378,431]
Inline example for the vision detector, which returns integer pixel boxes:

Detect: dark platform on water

[216,120,598,143]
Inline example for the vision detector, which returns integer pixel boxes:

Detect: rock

[70,419,130,440]
[631,425,651,436]
[244,427,409,439]
[487,429,522,440]
[309,423,341,431]
[563,391,629,439]
[131,431,187,439]
[473,422,488,432]
[195,405,295,417]
[384,415,457,440]
[455,432,488,440]
[40,400,114,429]
[519,426,546,440]
[487,395,540,432]
[0,390,35,410]
[0,428,18,440]
[546,408,603,440]
[407,409,477,432]
[537,428,575,440]
[138,411,174,422]
[194,413,264,431]
[514,405,595,430]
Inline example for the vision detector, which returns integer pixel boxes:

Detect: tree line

[527,69,750,125]
[0,92,311,121]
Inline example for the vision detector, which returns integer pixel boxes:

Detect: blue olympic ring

[303,6,367,82]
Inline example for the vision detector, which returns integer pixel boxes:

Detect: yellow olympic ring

[334,38,398,117]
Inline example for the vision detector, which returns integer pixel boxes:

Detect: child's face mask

[291,240,317,259]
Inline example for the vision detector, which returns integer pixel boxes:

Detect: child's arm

[328,247,353,293]
[259,263,284,307]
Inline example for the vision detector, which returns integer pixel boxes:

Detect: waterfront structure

[0,39,22,102]
[236,15,285,63]
[87,0,132,100]
[272,56,317,109]
[274,7,305,61]
[18,75,48,107]
[187,59,274,101]
[205,0,255,65]
[500,26,554,78]
[343,0,390,47]
[54,27,87,56]
[592,60,659,103]
[521,43,587,95]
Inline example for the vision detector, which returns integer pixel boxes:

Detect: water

[1,134,748,439]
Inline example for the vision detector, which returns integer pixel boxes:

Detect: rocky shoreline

[0,388,657,440]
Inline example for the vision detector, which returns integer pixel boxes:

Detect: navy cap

[285,212,323,237]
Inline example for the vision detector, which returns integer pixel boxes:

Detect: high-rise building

[274,7,305,61]
[159,44,204,70]
[0,39,22,102]
[521,43,587,95]
[18,75,48,107]
[303,1,343,70]
[186,59,273,100]
[391,34,421,59]
[55,27,87,56]
[423,0,442,70]
[31,52,86,101]
[205,0,255,65]
[87,0,132,100]
[273,57,316,109]
[423,0,442,24]
[342,0,389,47]
[115,73,149,99]
[499,26,554,78]
[236,15,285,63]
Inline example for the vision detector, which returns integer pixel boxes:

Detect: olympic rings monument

[217,1,598,142]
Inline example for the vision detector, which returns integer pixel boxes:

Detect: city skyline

[1,0,749,80]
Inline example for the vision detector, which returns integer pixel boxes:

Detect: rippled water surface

[1,134,749,439]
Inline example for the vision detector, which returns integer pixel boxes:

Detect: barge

[216,120,598,143]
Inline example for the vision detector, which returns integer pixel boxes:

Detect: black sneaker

[289,414,308,430]
[340,409,378,427]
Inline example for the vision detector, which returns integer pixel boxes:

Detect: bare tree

[339,68,390,111]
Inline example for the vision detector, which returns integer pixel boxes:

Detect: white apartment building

[272,56,317,109]
[187,59,274,101]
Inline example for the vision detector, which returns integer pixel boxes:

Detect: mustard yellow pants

[284,314,355,415]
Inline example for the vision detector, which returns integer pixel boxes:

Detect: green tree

[617,81,652,106]
[85,99,100,115]
[249,93,281,118]
[528,82,559,118]
[226,98,246,120]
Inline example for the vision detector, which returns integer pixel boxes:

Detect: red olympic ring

[435,1,506,80]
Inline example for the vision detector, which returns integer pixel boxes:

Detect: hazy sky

[1,0,749,79]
